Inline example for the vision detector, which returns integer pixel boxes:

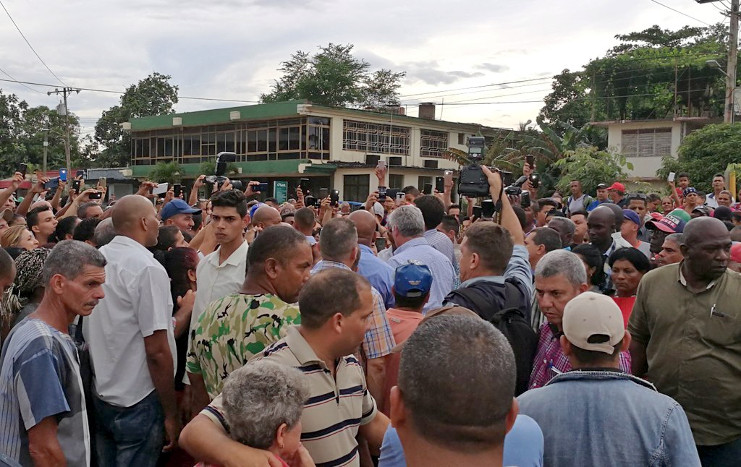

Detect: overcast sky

[0,0,728,138]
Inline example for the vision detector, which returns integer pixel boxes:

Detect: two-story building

[127,100,506,202]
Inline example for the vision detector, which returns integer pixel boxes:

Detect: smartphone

[667,172,675,183]
[376,160,386,170]
[17,163,27,178]
[395,191,405,204]
[435,177,444,194]
[319,188,329,199]
[526,155,535,169]
[375,237,386,251]
[98,177,107,189]
[44,177,60,191]
[173,184,182,198]
[472,206,483,219]
[299,178,310,188]
[72,180,81,191]
[330,189,340,206]
[258,182,269,192]
[89,191,102,200]
[76,170,84,178]
[378,186,387,200]
[521,191,531,208]
[304,195,317,207]
[481,199,495,219]
[152,182,169,196]
[59,168,67,182]
[424,183,433,195]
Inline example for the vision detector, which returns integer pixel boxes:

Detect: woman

[197,359,313,467]
[572,244,606,293]
[660,196,674,214]
[608,247,651,326]
[0,248,50,342]
[0,225,39,250]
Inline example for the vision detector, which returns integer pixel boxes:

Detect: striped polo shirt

[202,325,378,467]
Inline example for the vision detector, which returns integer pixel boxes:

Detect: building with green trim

[127,100,505,202]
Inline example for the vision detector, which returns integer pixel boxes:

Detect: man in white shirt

[86,195,179,467]
[189,190,250,337]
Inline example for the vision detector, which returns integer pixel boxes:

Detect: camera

[505,172,538,196]
[458,137,490,197]
[205,152,243,191]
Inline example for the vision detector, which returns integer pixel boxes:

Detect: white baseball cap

[562,292,625,355]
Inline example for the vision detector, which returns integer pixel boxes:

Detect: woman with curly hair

[0,247,50,341]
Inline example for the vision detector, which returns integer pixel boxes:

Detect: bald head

[683,216,729,245]
[252,206,281,229]
[111,195,158,246]
[349,209,377,245]
[603,203,624,230]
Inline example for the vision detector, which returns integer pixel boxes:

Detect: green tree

[149,161,183,184]
[658,123,741,193]
[551,147,632,195]
[94,73,179,168]
[261,43,405,108]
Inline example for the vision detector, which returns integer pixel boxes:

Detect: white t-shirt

[189,241,249,332]
[85,235,175,407]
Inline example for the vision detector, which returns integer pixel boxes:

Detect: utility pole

[726,0,739,123]
[47,87,80,175]
[42,128,49,173]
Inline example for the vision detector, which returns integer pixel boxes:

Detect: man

[602,203,633,250]
[529,250,631,389]
[0,208,12,234]
[446,203,461,220]
[620,209,650,258]
[85,195,179,466]
[547,217,574,250]
[566,180,593,215]
[706,173,733,208]
[161,198,201,234]
[729,243,741,273]
[387,206,456,313]
[645,208,690,267]
[587,183,610,211]
[626,194,651,242]
[263,197,280,209]
[587,206,625,292]
[683,187,700,212]
[535,198,558,227]
[414,195,457,269]
[0,241,106,466]
[437,214,459,244]
[629,217,741,465]
[93,218,117,248]
[525,227,562,270]
[607,182,627,207]
[655,233,684,267]
[180,269,390,467]
[519,292,699,466]
[390,315,520,467]
[187,226,311,407]
[349,209,395,310]
[250,205,282,232]
[569,210,588,244]
[402,185,421,204]
[382,262,431,415]
[77,201,104,220]
[27,206,58,246]
[189,190,249,335]
[293,207,320,263]
[646,193,662,213]
[444,166,535,394]
[311,217,395,409]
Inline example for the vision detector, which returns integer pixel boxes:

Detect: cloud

[476,63,509,73]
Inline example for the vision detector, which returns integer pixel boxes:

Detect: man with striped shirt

[180,268,390,466]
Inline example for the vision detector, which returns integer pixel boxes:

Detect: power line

[0,0,67,86]
[0,66,43,94]
[398,77,552,99]
[403,81,553,102]
[648,0,713,26]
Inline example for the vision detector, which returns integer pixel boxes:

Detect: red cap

[607,182,625,193]
[731,243,741,263]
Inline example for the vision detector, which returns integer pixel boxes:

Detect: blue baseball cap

[160,199,201,221]
[394,262,433,298]
[622,209,640,225]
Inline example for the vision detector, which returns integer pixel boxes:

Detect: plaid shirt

[529,322,632,389]
[311,260,395,359]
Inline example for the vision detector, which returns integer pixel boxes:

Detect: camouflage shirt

[186,293,300,399]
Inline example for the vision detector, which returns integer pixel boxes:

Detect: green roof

[131,159,336,179]
[130,100,308,131]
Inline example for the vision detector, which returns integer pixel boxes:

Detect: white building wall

[606,121,681,179]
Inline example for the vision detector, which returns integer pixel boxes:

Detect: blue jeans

[698,438,741,467]
[92,391,164,467]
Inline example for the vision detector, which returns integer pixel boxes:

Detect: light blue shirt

[378,415,544,467]
[356,244,395,310]
[387,237,456,314]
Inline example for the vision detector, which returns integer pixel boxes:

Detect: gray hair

[94,218,117,248]
[387,205,425,238]
[665,233,683,244]
[534,249,587,286]
[222,360,309,449]
[318,217,358,262]
[548,217,575,236]
[43,240,107,285]
[398,315,515,449]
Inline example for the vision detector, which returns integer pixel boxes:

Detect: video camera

[205,152,243,191]
[458,137,490,197]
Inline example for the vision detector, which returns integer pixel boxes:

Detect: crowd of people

[0,162,739,467]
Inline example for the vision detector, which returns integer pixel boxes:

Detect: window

[343,120,410,155]
[621,128,672,158]
[388,174,404,189]
[420,129,449,158]
[458,133,465,145]
[418,176,433,193]
[344,175,370,203]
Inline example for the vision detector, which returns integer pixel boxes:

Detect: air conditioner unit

[423,160,439,169]
[388,157,403,167]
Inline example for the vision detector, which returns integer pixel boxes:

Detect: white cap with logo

[562,292,626,355]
